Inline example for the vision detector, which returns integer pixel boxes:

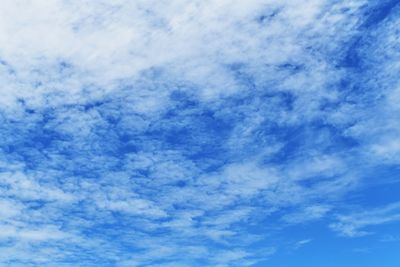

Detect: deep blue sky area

[0,0,399,266]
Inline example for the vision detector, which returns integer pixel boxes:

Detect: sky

[0,0,399,266]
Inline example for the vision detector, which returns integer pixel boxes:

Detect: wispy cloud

[330,202,400,237]
[293,239,312,250]
[0,0,399,266]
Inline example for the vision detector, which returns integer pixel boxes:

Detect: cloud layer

[0,0,399,266]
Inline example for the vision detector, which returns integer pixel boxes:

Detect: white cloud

[0,0,398,266]
[293,239,312,249]
[330,202,400,237]
[283,205,331,224]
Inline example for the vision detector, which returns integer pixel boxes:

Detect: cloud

[330,202,400,237]
[293,239,312,250]
[0,0,399,266]
[282,205,331,224]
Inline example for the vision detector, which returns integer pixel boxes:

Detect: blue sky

[0,0,399,266]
